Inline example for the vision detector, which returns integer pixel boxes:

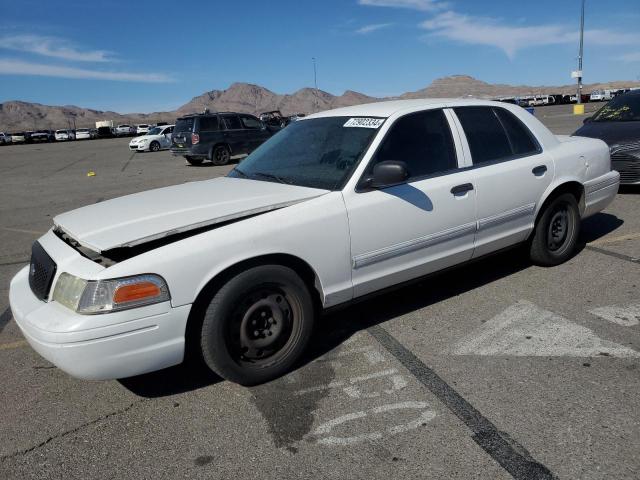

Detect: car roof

[305,98,517,119]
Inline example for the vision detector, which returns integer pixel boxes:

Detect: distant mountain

[2,76,639,131]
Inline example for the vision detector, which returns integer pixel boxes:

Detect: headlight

[52,273,170,314]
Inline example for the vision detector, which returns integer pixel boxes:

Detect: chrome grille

[28,242,57,301]
[611,151,640,184]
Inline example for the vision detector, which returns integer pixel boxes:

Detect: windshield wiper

[251,172,293,184]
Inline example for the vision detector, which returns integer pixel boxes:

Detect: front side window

[367,109,458,180]
[223,115,242,130]
[228,117,380,190]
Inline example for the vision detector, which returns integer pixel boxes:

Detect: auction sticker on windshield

[343,118,385,129]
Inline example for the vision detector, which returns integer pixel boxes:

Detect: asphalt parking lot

[1,105,638,480]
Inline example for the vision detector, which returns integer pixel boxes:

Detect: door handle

[450,183,474,195]
[532,165,547,176]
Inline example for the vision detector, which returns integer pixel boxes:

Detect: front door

[343,109,478,298]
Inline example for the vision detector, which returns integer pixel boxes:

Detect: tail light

[191,133,200,145]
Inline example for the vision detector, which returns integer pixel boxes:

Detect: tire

[185,156,203,166]
[529,193,580,266]
[211,144,231,166]
[150,141,160,152]
[199,265,315,386]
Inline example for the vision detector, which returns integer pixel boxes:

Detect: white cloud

[356,23,393,34]
[0,34,113,62]
[421,11,640,59]
[617,52,640,63]
[0,59,174,83]
[358,0,445,11]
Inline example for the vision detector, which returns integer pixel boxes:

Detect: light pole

[576,0,585,105]
[312,57,318,112]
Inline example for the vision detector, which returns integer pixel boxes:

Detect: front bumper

[9,266,190,380]
[129,143,147,151]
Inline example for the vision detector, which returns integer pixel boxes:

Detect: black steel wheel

[199,265,315,385]
[211,145,231,166]
[529,192,580,266]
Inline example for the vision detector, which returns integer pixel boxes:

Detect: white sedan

[129,125,174,152]
[75,128,92,140]
[9,99,619,386]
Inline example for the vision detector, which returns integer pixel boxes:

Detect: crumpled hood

[54,177,328,252]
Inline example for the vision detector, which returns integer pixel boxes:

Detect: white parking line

[450,300,640,358]
[590,303,640,327]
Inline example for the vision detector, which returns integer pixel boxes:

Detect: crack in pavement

[0,398,149,462]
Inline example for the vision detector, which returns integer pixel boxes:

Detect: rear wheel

[185,156,203,166]
[211,145,231,166]
[199,265,315,386]
[150,141,160,152]
[529,193,580,266]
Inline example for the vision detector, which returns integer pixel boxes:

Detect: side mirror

[583,116,592,124]
[363,160,409,189]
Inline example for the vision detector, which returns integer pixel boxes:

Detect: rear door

[451,106,554,257]
[221,114,246,155]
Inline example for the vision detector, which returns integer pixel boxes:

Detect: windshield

[56,130,67,134]
[138,124,148,128]
[592,94,640,122]
[76,129,88,132]
[228,116,383,190]
[147,127,162,135]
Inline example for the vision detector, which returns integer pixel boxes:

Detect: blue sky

[0,0,639,112]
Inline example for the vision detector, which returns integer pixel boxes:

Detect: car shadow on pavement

[118,211,623,398]
[118,361,222,398]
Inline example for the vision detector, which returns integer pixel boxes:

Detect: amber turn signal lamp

[114,281,162,304]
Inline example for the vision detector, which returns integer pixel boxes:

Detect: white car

[55,129,75,141]
[129,125,174,152]
[75,128,92,140]
[115,124,134,136]
[0,132,12,144]
[136,124,150,135]
[9,99,619,386]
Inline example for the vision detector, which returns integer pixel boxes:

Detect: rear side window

[369,109,458,180]
[222,115,242,130]
[240,115,262,129]
[454,107,512,165]
[198,116,219,132]
[493,108,539,155]
[174,118,194,133]
[454,107,540,165]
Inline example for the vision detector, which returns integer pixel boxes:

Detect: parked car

[29,130,55,142]
[590,90,613,102]
[136,124,150,136]
[574,89,640,184]
[55,129,75,141]
[10,132,26,143]
[0,132,12,145]
[9,99,618,386]
[97,126,114,138]
[129,125,174,152]
[115,124,134,137]
[171,112,273,165]
[90,128,99,139]
[259,110,289,129]
[75,128,92,140]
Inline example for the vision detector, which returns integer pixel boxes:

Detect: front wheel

[529,193,580,266]
[150,141,160,152]
[199,265,315,386]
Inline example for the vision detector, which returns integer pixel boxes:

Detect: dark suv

[171,112,274,165]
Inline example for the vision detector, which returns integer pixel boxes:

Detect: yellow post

[573,104,585,115]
